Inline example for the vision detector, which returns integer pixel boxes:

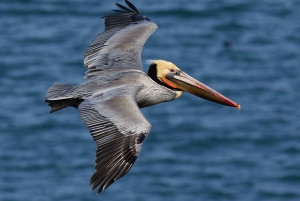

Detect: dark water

[1,0,300,200]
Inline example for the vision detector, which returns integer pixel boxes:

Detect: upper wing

[78,86,151,193]
[84,0,158,79]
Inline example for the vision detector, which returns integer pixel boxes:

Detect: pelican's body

[45,0,240,194]
[53,69,180,109]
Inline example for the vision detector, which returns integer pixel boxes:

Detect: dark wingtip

[102,0,149,22]
[115,2,134,13]
[90,185,102,194]
[125,0,141,13]
[91,182,98,192]
[97,187,103,194]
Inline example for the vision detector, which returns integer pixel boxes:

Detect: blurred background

[1,0,300,200]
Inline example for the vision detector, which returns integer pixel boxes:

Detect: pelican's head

[147,60,240,109]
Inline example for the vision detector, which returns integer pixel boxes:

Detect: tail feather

[47,99,83,113]
[45,83,82,113]
[46,83,73,100]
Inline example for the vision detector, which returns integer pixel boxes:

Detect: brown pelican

[45,0,240,194]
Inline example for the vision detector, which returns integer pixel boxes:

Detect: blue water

[1,0,300,200]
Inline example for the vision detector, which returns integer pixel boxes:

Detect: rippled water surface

[1,0,300,200]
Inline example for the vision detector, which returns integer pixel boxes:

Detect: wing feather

[124,0,141,13]
[78,88,151,193]
[115,3,134,13]
[83,0,158,79]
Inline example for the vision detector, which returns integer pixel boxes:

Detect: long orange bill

[166,71,240,109]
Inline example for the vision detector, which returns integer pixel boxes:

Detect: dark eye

[170,69,175,72]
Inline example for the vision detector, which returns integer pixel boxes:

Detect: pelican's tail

[45,83,82,113]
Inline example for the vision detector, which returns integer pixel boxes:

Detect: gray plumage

[45,0,178,194]
[83,2,157,79]
[46,0,241,194]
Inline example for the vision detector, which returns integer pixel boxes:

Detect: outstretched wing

[78,87,151,193]
[84,0,158,79]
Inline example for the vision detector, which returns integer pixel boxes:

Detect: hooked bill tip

[237,104,241,110]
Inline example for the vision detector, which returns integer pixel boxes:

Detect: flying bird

[45,0,240,194]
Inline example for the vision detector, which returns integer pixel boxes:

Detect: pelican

[45,0,240,194]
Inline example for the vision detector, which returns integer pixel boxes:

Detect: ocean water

[1,0,300,200]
